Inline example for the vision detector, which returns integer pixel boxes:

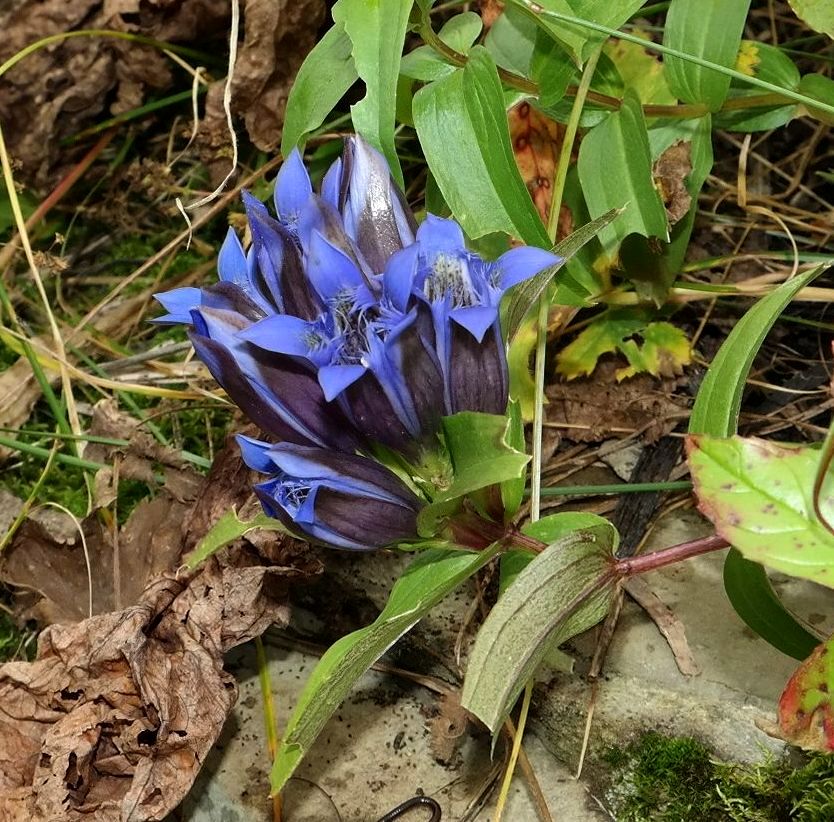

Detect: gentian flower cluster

[155,136,560,550]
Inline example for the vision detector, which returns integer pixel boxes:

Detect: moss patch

[604,732,834,821]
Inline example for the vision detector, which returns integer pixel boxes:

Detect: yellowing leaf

[604,31,676,104]
[735,41,760,77]
[556,311,691,381]
[788,0,834,37]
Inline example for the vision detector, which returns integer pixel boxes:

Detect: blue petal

[273,148,313,223]
[318,363,366,401]
[321,157,343,209]
[217,228,248,286]
[239,314,336,366]
[495,246,563,291]
[382,245,418,313]
[306,230,364,302]
[416,214,466,254]
[236,434,275,473]
[152,288,202,324]
[450,305,499,343]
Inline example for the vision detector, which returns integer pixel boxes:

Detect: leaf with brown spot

[779,634,834,752]
[507,101,573,235]
[688,434,834,588]
[652,140,693,226]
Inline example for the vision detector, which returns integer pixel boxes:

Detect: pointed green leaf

[688,435,834,589]
[662,0,752,111]
[281,24,358,155]
[183,510,285,570]
[461,526,617,732]
[401,12,483,82]
[503,207,624,342]
[271,544,500,793]
[333,0,413,186]
[413,47,551,246]
[689,264,827,660]
[577,89,669,249]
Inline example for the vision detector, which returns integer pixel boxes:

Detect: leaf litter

[0,411,322,821]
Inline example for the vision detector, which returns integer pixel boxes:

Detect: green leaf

[787,0,834,37]
[509,0,646,67]
[503,207,623,342]
[555,309,691,381]
[183,510,285,570]
[461,526,617,732]
[332,0,413,187]
[688,264,827,660]
[401,11,482,82]
[484,4,539,75]
[440,411,530,503]
[779,633,834,751]
[715,42,801,132]
[530,32,575,108]
[662,0,752,112]
[689,265,826,437]
[271,544,500,792]
[688,435,834,589]
[413,47,551,247]
[798,74,834,126]
[603,30,676,105]
[281,24,358,155]
[499,512,616,594]
[577,89,669,249]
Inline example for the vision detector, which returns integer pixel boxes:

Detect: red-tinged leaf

[779,636,834,752]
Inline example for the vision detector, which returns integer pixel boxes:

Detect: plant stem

[616,534,729,577]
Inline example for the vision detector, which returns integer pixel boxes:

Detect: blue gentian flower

[237,435,422,551]
[154,135,561,549]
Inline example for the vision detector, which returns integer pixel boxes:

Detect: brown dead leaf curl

[1,0,325,187]
[0,553,307,821]
[0,413,322,820]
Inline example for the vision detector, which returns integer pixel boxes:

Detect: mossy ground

[604,732,834,821]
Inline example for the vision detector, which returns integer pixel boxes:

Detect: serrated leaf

[183,510,285,570]
[555,311,691,381]
[461,526,617,732]
[333,0,413,187]
[413,47,551,247]
[577,89,669,250]
[271,544,500,793]
[779,634,834,752]
[688,435,834,589]
[503,207,623,342]
[662,0,752,112]
[281,24,358,155]
[787,0,834,38]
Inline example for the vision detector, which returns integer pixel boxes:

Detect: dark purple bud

[239,439,423,551]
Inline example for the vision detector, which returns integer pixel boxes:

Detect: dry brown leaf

[428,690,469,765]
[653,140,693,226]
[508,101,573,238]
[0,0,230,187]
[480,0,505,30]
[546,360,688,444]
[0,546,307,821]
[197,0,326,182]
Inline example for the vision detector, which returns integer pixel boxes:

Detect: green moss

[604,732,834,821]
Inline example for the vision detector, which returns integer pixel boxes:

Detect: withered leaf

[546,360,689,444]
[0,546,312,821]
[653,140,693,226]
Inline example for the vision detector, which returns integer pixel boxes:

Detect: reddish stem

[615,534,729,577]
